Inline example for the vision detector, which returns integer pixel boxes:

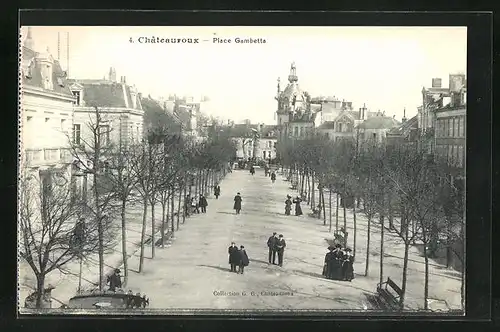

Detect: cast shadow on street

[216,211,237,215]
[291,269,376,295]
[197,264,232,273]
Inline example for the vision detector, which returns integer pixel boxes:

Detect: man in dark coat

[228,242,239,272]
[107,269,122,291]
[284,195,292,215]
[267,232,278,264]
[271,172,276,183]
[214,185,221,199]
[250,166,255,175]
[199,194,208,213]
[233,192,242,214]
[238,245,250,274]
[331,244,344,280]
[184,194,191,216]
[293,196,303,216]
[276,234,286,267]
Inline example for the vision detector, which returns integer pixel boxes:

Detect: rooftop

[358,116,400,130]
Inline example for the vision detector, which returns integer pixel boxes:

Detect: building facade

[357,114,400,144]
[20,27,76,191]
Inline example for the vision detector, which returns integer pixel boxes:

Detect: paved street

[122,168,460,311]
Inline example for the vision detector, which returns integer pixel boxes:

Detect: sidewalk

[279,170,462,310]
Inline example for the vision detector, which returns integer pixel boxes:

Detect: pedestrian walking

[191,197,199,214]
[267,232,278,264]
[271,171,276,183]
[342,248,355,281]
[238,245,250,274]
[264,165,269,177]
[214,185,221,199]
[276,234,286,267]
[293,196,303,216]
[199,194,208,213]
[250,165,255,176]
[184,194,191,216]
[107,269,122,292]
[323,246,336,279]
[233,192,242,214]
[228,242,240,272]
[284,195,292,215]
[331,244,344,280]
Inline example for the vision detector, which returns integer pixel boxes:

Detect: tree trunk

[423,228,430,310]
[306,172,311,204]
[335,193,339,232]
[353,199,357,258]
[35,273,45,308]
[171,186,175,233]
[379,215,384,286]
[311,174,315,210]
[400,216,410,308]
[151,203,156,259]
[329,189,332,232]
[177,182,182,230]
[92,174,104,291]
[161,200,166,249]
[322,189,327,225]
[343,196,347,238]
[121,199,128,285]
[365,215,371,276]
[138,199,148,273]
[182,179,187,224]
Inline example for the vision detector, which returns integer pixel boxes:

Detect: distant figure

[276,234,286,267]
[264,165,269,176]
[267,232,278,264]
[184,194,191,216]
[238,245,250,274]
[250,166,255,176]
[199,194,208,213]
[214,185,221,199]
[284,195,292,215]
[228,242,239,272]
[293,196,303,216]
[323,246,335,279]
[342,248,355,281]
[271,171,276,183]
[191,197,199,214]
[107,269,122,292]
[233,192,242,214]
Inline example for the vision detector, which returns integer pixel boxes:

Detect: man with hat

[331,244,344,280]
[233,192,242,214]
[228,241,240,272]
[267,232,278,264]
[276,234,287,267]
[107,268,122,292]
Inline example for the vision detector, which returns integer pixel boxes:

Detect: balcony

[25,147,73,167]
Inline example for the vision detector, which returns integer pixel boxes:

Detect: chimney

[432,78,442,88]
[123,76,126,84]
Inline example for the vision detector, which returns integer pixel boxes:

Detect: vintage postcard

[18,25,466,315]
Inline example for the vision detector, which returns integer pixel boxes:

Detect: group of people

[184,194,209,215]
[264,165,277,183]
[228,242,250,274]
[266,232,287,266]
[284,195,303,216]
[322,244,355,281]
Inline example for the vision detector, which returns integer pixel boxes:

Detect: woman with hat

[323,246,335,279]
[331,244,344,280]
[342,248,355,281]
[284,195,292,215]
[292,196,303,216]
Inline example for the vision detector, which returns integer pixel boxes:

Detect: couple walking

[266,232,286,266]
[284,195,302,216]
[228,242,250,274]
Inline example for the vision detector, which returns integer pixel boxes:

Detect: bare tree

[19,172,101,308]
[67,106,118,291]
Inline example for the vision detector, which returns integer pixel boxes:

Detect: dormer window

[56,77,64,87]
[41,63,53,90]
[72,91,81,106]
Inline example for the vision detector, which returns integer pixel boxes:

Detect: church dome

[278,62,307,108]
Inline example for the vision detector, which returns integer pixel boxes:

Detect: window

[73,124,81,145]
[294,126,298,136]
[263,151,267,159]
[443,119,448,137]
[448,118,453,137]
[72,91,81,106]
[338,123,343,132]
[268,141,272,148]
[454,118,459,137]
[458,145,464,167]
[40,172,53,222]
[459,116,465,137]
[372,133,377,140]
[300,127,304,137]
[99,125,110,146]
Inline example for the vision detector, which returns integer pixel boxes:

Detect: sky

[21,26,467,124]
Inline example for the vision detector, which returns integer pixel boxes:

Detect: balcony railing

[25,147,73,167]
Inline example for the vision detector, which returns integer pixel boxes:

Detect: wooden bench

[377,277,403,310]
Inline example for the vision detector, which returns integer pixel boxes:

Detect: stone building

[20,27,76,193]
[357,113,400,144]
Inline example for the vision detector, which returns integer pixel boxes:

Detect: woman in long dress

[284,195,292,215]
[233,192,242,214]
[293,196,303,216]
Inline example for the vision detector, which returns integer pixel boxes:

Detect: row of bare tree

[19,106,236,308]
[280,134,465,310]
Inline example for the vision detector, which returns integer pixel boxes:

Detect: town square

[18,26,466,314]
